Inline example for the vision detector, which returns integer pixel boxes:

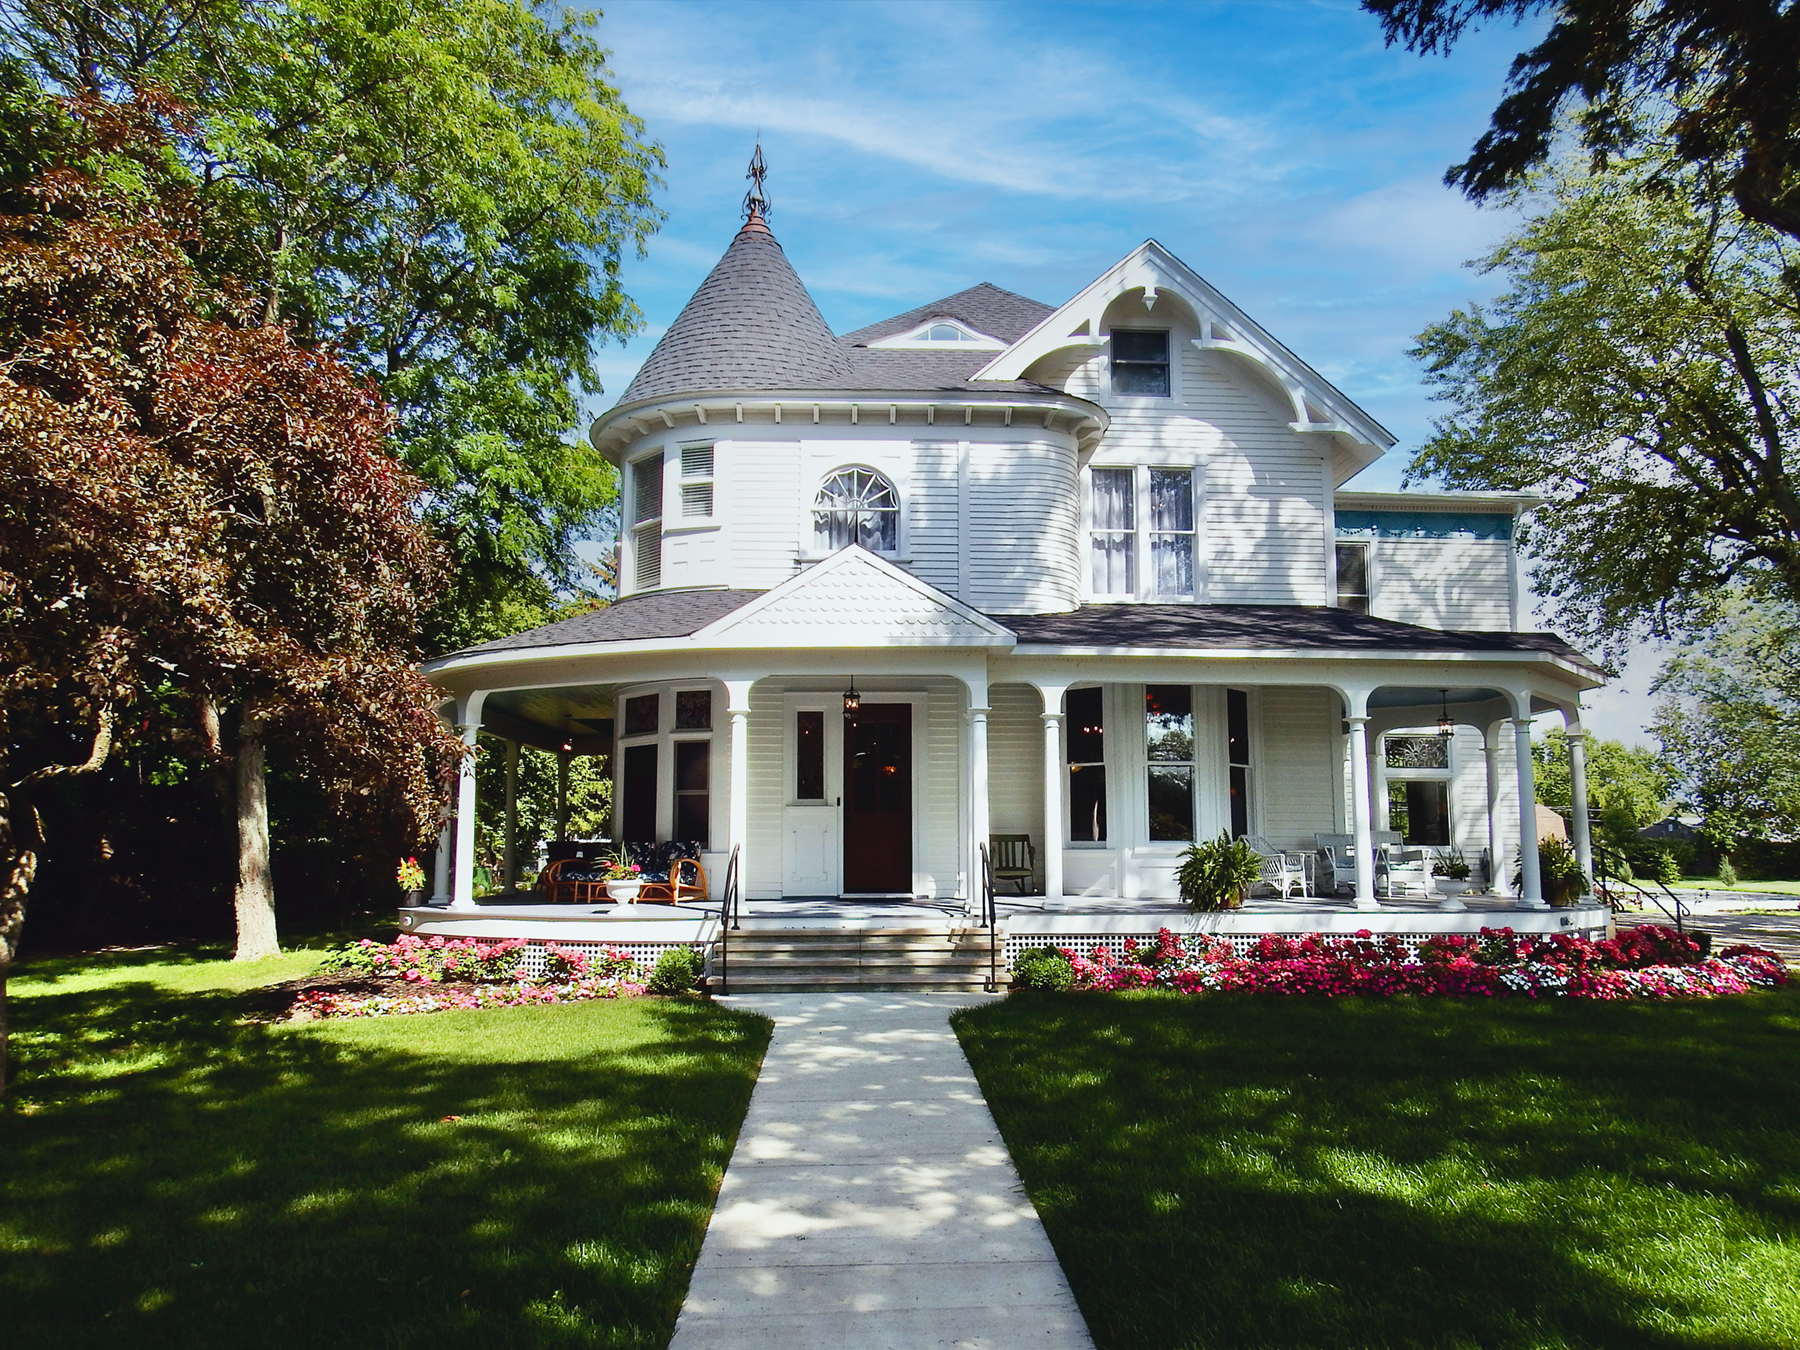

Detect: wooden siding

[908,440,963,597]
[1373,539,1515,631]
[966,441,1080,612]
[1258,686,1339,850]
[988,684,1047,886]
[725,439,802,591]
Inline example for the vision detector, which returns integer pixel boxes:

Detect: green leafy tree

[1652,592,1800,845]
[1410,158,1800,652]
[1532,728,1674,828]
[1366,1,1800,243]
[2,0,660,643]
[475,745,611,888]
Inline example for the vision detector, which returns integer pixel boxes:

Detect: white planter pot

[605,880,642,902]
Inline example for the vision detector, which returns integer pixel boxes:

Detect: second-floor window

[632,453,663,590]
[1111,329,1170,396]
[814,466,899,553]
[1335,543,1369,613]
[1089,466,1196,599]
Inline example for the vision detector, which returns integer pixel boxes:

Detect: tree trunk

[233,725,280,960]
[0,792,37,1100]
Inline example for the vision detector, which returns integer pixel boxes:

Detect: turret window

[813,467,899,553]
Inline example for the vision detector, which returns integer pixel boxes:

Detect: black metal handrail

[715,845,740,994]
[1593,843,1688,934]
[979,842,998,991]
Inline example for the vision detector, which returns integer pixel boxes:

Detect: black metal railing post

[717,846,740,995]
[980,842,998,992]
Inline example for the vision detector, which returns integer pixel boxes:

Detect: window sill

[662,521,720,536]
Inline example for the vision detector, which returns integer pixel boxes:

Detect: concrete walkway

[669,992,1093,1350]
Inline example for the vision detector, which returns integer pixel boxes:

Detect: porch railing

[979,842,998,992]
[714,845,741,994]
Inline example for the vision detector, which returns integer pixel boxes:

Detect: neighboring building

[422,179,1603,913]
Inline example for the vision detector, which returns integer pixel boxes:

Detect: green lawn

[1684,876,1800,897]
[955,991,1800,1350]
[2,946,770,1348]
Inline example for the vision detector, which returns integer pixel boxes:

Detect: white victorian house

[416,187,1608,965]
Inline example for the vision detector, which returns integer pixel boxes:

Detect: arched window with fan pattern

[813,466,899,553]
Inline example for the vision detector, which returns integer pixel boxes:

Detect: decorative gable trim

[972,241,1394,474]
[695,545,1016,648]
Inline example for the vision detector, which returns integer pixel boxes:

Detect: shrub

[1178,833,1263,911]
[317,934,526,983]
[647,945,706,995]
[1719,856,1740,887]
[1012,947,1076,991]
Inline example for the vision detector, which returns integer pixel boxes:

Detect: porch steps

[707,925,1000,993]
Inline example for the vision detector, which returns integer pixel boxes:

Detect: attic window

[867,319,1007,351]
[924,322,979,341]
[1111,329,1170,397]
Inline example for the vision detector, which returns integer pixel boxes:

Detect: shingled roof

[1003,604,1601,673]
[840,282,1055,347]
[442,590,764,658]
[620,211,852,404]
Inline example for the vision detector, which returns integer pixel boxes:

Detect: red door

[842,704,912,893]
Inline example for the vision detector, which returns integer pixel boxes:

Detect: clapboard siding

[1258,687,1339,851]
[966,441,1080,612]
[1373,539,1514,630]
[908,440,963,597]
[988,684,1046,887]
[725,439,802,591]
[744,678,788,898]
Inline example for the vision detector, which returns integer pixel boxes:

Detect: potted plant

[598,854,644,902]
[396,856,427,906]
[1177,833,1264,911]
[1431,847,1473,898]
[1513,837,1588,906]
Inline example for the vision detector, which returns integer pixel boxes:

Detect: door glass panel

[795,710,824,800]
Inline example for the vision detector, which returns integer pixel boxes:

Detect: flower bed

[1013,925,1788,1000]
[293,936,646,1018]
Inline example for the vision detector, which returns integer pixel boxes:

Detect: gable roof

[698,545,1015,647]
[840,283,1056,347]
[619,211,852,404]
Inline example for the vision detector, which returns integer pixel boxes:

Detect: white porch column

[1484,730,1503,894]
[1035,683,1068,902]
[432,814,451,903]
[723,678,756,899]
[502,738,519,891]
[1567,724,1594,894]
[1513,698,1547,909]
[450,692,486,911]
[1347,713,1378,911]
[970,702,991,908]
[555,750,570,840]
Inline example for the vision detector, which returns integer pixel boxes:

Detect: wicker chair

[623,841,709,904]
[539,857,607,904]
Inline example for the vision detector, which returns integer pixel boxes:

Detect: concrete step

[710,973,996,993]
[706,924,1002,993]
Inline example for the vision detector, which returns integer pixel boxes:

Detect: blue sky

[581,0,1662,744]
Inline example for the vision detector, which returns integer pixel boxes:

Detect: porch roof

[1003,604,1602,675]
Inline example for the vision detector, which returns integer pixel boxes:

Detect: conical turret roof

[620,209,852,404]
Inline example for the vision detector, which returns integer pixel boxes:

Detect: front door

[842,703,912,893]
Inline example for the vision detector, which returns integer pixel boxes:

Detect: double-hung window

[1335,542,1369,613]
[679,444,714,520]
[1066,687,1107,842]
[631,453,664,590]
[617,687,715,847]
[1088,466,1197,599]
[1111,330,1170,396]
[1226,688,1252,838]
[1145,685,1196,842]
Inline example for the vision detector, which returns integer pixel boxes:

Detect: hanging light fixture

[561,712,574,754]
[843,677,861,713]
[1437,689,1455,740]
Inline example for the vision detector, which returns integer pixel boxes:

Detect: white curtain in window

[1149,469,1194,597]
[1090,468,1135,594]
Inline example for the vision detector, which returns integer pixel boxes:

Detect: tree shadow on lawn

[956,992,1800,1350]
[4,980,770,1349]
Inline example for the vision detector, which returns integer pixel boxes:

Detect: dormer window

[867,320,1007,351]
[814,467,899,553]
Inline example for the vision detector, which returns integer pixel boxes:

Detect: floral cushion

[623,841,704,885]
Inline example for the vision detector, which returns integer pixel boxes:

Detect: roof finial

[743,140,769,221]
